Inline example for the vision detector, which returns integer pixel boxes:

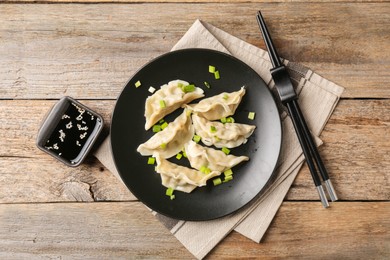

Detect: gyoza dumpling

[154,153,220,193]
[144,79,204,130]
[184,140,249,172]
[186,87,245,121]
[192,114,256,148]
[137,109,193,158]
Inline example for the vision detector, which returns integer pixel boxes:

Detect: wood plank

[0,157,134,203]
[0,201,193,259]
[0,3,389,99]
[287,99,390,200]
[3,0,386,3]
[0,202,387,259]
[0,99,388,202]
[209,202,390,259]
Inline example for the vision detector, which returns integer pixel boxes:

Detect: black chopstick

[256,12,282,68]
[256,11,338,207]
[291,100,338,201]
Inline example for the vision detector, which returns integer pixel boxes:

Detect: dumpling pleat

[137,109,194,158]
[144,80,204,130]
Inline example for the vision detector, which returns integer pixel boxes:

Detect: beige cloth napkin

[94,20,344,259]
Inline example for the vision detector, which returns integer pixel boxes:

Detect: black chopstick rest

[256,11,338,207]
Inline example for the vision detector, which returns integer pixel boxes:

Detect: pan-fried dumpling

[192,114,256,148]
[186,87,245,121]
[184,140,249,172]
[137,109,193,158]
[144,79,204,130]
[154,153,220,193]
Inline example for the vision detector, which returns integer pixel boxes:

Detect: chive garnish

[223,175,233,182]
[213,178,222,186]
[159,100,166,108]
[147,157,155,165]
[222,147,230,155]
[204,81,211,89]
[226,117,235,123]
[135,80,141,88]
[182,84,195,93]
[193,135,201,143]
[248,112,256,120]
[166,188,175,200]
[160,143,167,149]
[209,65,216,73]
[214,71,220,80]
[224,169,233,176]
[210,126,217,133]
[152,125,161,133]
[166,187,174,196]
[176,153,183,160]
[161,122,169,130]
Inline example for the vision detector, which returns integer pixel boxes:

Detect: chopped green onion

[147,157,155,165]
[160,143,167,149]
[159,100,166,108]
[213,178,222,186]
[170,195,175,200]
[193,135,201,143]
[182,84,195,93]
[210,126,217,133]
[200,165,207,173]
[224,169,233,176]
[223,175,233,182]
[214,70,220,80]
[209,65,216,73]
[159,119,165,124]
[166,187,174,196]
[220,117,227,123]
[176,153,183,160]
[222,147,230,155]
[182,151,187,158]
[200,165,211,174]
[214,136,221,142]
[204,81,211,89]
[135,80,141,88]
[226,117,235,123]
[248,112,256,120]
[161,122,169,130]
[222,94,229,100]
[152,125,162,133]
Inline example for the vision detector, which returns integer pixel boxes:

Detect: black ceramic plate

[111,48,281,221]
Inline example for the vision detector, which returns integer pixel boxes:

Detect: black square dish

[36,96,104,167]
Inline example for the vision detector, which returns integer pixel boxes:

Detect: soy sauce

[44,102,102,165]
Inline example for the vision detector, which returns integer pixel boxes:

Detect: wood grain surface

[0,0,389,259]
[0,3,389,99]
[0,202,387,259]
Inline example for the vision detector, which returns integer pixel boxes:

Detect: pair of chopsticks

[256,11,338,207]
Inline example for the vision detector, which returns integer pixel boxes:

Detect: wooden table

[1,1,389,259]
